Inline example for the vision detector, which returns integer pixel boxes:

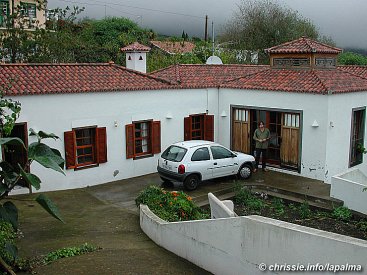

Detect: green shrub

[233,186,265,212]
[298,201,311,219]
[135,185,209,222]
[356,220,367,232]
[332,206,352,221]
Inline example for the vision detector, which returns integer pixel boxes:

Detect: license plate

[162,163,172,171]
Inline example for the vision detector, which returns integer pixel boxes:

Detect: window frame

[20,2,37,18]
[125,120,161,159]
[349,107,366,167]
[64,126,107,170]
[184,113,214,141]
[191,147,211,162]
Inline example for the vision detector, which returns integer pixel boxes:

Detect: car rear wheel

[238,164,252,180]
[184,174,200,191]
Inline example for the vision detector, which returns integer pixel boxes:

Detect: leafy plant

[332,206,352,221]
[356,143,367,154]
[135,185,209,222]
[0,222,16,264]
[356,220,367,232]
[43,243,98,264]
[272,197,285,216]
[297,201,311,219]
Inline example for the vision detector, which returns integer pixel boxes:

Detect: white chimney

[120,42,151,73]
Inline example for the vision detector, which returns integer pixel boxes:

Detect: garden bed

[233,187,367,240]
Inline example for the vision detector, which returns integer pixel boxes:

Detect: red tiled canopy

[265,37,342,54]
[120,42,151,52]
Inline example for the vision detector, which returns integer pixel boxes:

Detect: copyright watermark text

[258,263,363,272]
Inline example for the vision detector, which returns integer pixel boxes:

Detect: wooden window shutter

[64,131,76,169]
[152,121,161,154]
[204,114,214,141]
[184,116,191,141]
[125,124,135,159]
[96,127,107,164]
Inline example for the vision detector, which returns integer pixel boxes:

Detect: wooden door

[280,113,300,168]
[232,109,250,153]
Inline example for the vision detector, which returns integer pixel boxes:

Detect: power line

[56,0,205,20]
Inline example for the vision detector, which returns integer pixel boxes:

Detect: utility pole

[204,15,208,42]
[212,21,215,56]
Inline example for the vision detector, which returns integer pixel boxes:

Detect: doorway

[232,108,301,171]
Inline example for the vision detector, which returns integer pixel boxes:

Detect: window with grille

[184,114,214,141]
[350,108,365,167]
[273,58,310,68]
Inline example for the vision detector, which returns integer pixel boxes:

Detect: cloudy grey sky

[48,0,367,49]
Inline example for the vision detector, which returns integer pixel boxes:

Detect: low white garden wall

[331,168,367,215]
[140,205,367,275]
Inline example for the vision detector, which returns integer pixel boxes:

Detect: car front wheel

[183,174,200,191]
[238,164,252,180]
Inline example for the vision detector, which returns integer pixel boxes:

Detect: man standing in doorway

[253,121,270,172]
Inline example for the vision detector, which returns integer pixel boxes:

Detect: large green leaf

[0,201,18,230]
[29,128,59,141]
[28,142,65,175]
[18,164,41,190]
[0,137,25,148]
[36,194,64,223]
[0,161,18,187]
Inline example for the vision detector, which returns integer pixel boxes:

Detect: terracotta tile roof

[338,65,367,78]
[265,37,342,54]
[221,68,367,94]
[150,64,269,88]
[150,41,196,54]
[0,63,174,96]
[120,42,151,52]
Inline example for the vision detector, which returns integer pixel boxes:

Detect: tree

[338,52,367,65]
[220,0,334,64]
[0,84,64,274]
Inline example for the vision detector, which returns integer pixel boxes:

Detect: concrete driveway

[15,171,329,274]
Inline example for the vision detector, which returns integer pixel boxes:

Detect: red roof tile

[0,63,173,96]
[338,65,367,78]
[150,64,269,88]
[120,42,151,52]
[265,37,342,54]
[221,68,367,94]
[150,41,196,54]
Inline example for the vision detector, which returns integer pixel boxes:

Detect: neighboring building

[0,0,46,29]
[150,40,196,55]
[121,42,151,73]
[1,37,366,193]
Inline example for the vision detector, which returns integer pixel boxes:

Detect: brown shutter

[64,131,76,169]
[152,121,161,154]
[96,127,107,164]
[125,124,135,159]
[184,116,191,141]
[204,114,214,141]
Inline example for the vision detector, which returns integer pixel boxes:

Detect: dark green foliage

[338,52,367,65]
[271,197,285,216]
[135,185,209,222]
[0,222,17,264]
[332,206,352,221]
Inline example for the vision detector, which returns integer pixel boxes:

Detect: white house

[1,37,366,193]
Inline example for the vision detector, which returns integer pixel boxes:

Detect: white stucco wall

[125,52,148,73]
[140,205,367,275]
[218,89,329,182]
[326,92,367,182]
[8,88,218,192]
[331,169,367,214]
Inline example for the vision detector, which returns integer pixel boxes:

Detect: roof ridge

[220,67,272,86]
[312,70,331,94]
[0,63,112,67]
[336,67,367,81]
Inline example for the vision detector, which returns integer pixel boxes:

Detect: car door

[187,147,213,180]
[210,146,239,178]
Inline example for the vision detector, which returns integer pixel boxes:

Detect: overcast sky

[49,0,367,49]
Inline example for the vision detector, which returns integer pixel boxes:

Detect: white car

[157,140,256,190]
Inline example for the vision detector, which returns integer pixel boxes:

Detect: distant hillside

[344,48,367,56]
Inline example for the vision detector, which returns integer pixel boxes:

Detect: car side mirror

[231,153,237,158]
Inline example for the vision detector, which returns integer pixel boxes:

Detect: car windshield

[161,145,187,162]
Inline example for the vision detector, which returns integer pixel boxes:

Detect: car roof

[172,140,219,149]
